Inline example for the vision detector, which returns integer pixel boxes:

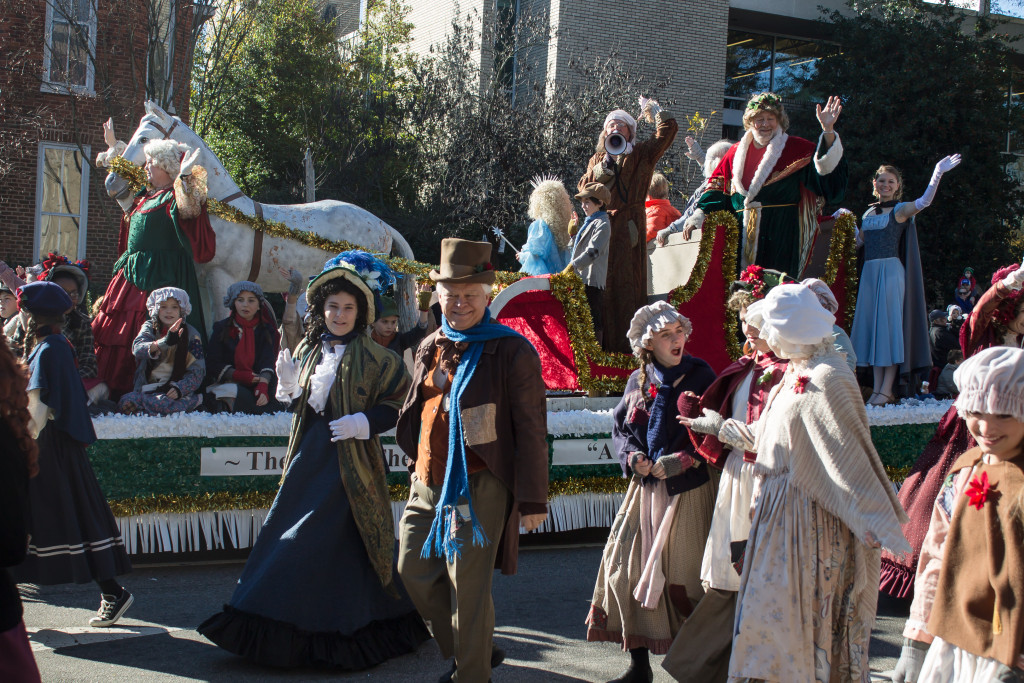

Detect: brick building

[0,0,200,292]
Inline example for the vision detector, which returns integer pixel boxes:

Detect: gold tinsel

[106,159,527,288]
[822,212,858,332]
[668,211,743,361]
[885,465,912,485]
[549,270,635,392]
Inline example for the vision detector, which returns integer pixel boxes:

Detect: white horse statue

[106,101,418,330]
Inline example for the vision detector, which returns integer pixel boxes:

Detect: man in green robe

[684,93,848,278]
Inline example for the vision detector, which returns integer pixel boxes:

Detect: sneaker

[89,590,134,627]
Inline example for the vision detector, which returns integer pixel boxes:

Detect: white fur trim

[732,130,788,203]
[813,131,843,175]
[174,166,207,220]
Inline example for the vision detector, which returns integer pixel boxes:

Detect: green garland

[92,422,937,516]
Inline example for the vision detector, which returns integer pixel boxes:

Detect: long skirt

[586,475,716,654]
[729,474,877,683]
[91,274,150,397]
[880,406,975,599]
[9,426,131,586]
[198,416,430,669]
[851,256,905,368]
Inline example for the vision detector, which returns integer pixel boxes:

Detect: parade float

[96,103,927,559]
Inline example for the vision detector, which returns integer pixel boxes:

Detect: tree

[799,1,1024,302]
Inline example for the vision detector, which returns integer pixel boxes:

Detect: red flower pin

[966,471,994,510]
[794,375,810,394]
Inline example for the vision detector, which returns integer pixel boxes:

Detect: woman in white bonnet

[684,283,908,682]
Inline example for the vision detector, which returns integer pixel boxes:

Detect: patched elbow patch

[461,403,497,446]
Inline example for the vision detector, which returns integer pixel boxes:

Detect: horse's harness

[149,119,265,283]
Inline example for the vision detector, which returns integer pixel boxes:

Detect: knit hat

[947,304,963,320]
[222,280,265,308]
[604,109,636,141]
[307,251,395,324]
[40,253,90,296]
[143,139,190,178]
[16,281,72,317]
[429,239,495,286]
[930,309,948,323]
[801,278,839,315]
[575,182,612,207]
[146,287,192,317]
[626,300,692,356]
[757,284,836,358]
[378,295,399,319]
[954,346,1024,422]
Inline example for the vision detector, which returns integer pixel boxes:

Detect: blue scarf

[646,360,688,461]
[421,308,525,562]
[572,210,609,249]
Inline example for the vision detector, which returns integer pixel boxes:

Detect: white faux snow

[91,397,953,440]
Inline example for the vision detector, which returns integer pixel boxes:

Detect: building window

[724,30,837,138]
[42,0,97,93]
[35,143,90,261]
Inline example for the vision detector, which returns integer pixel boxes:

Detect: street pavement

[23,545,906,682]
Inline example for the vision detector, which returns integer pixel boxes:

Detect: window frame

[34,141,91,262]
[41,0,98,95]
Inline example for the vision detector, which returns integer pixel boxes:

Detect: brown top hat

[429,238,496,284]
[575,182,611,207]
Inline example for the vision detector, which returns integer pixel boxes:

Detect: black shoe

[606,660,654,683]
[437,646,506,682]
[89,590,134,627]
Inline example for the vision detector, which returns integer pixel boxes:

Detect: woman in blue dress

[517,176,573,275]
[851,156,960,405]
[198,252,430,669]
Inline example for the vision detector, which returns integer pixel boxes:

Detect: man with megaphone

[579,97,678,353]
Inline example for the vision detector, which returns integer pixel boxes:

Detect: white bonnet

[146,287,192,317]
[954,346,1024,422]
[757,284,835,358]
[745,299,767,330]
[801,277,839,315]
[143,139,189,178]
[627,300,692,356]
[604,109,637,141]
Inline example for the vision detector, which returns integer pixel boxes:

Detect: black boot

[437,646,506,682]
[606,647,653,683]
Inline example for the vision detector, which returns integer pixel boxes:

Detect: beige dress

[726,351,909,683]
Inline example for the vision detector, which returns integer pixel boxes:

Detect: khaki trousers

[398,470,512,683]
[661,587,736,683]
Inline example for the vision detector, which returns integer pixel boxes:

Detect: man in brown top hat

[396,238,549,683]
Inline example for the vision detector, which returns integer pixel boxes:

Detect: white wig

[143,139,190,178]
[703,140,733,179]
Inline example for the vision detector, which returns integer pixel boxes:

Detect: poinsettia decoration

[740,264,767,299]
[966,471,995,510]
[793,375,810,394]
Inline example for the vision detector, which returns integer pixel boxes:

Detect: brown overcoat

[579,111,678,352]
[396,329,549,574]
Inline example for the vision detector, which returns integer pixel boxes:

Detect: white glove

[1001,265,1024,291]
[656,227,672,247]
[274,349,301,401]
[892,639,929,683]
[86,382,110,405]
[179,148,201,177]
[913,154,961,211]
[832,207,853,220]
[329,413,370,442]
[688,408,725,436]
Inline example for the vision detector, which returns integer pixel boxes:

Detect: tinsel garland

[107,157,528,288]
[549,270,636,392]
[822,211,858,330]
[667,211,742,360]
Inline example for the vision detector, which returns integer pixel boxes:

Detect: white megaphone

[605,132,629,156]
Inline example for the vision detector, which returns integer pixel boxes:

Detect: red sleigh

[491,211,858,392]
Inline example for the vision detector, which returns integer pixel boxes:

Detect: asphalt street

[22,545,906,682]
